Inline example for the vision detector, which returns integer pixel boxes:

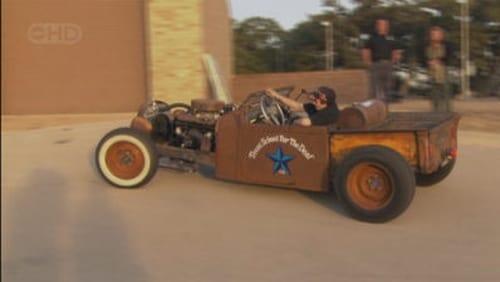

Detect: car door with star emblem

[238,123,331,192]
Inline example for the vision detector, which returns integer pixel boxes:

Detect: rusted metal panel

[416,130,430,173]
[420,115,461,174]
[331,112,458,133]
[237,124,331,192]
[216,109,331,192]
[215,112,242,181]
[131,116,153,134]
[330,132,419,166]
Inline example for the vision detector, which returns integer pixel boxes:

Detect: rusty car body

[95,88,460,222]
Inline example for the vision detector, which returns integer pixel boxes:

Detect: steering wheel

[260,94,287,125]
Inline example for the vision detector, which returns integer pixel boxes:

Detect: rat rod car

[95,88,460,222]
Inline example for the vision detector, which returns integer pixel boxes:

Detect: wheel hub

[368,176,383,190]
[120,151,134,166]
[347,162,394,211]
[105,141,145,180]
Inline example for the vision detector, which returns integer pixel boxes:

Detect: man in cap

[362,18,402,102]
[266,86,340,126]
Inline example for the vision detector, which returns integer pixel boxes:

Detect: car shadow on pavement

[197,163,216,178]
[300,191,350,219]
[199,163,351,219]
[2,169,68,282]
[2,168,151,282]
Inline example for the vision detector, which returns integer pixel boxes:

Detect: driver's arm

[295,118,312,126]
[266,89,304,112]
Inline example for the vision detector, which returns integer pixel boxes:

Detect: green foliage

[233,0,500,85]
[234,17,286,73]
[284,20,325,71]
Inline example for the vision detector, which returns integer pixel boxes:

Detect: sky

[229,0,354,30]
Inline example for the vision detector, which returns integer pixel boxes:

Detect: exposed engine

[135,99,234,152]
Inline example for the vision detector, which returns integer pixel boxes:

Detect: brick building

[1,0,232,114]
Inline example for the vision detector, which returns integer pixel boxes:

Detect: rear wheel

[96,128,158,188]
[334,146,416,223]
[416,159,456,187]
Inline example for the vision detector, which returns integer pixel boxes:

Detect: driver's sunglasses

[309,91,325,102]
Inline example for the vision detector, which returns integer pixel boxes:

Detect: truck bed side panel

[329,112,460,174]
[330,132,419,166]
[419,115,460,174]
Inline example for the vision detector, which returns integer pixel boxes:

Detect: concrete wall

[1,0,147,114]
[232,70,370,104]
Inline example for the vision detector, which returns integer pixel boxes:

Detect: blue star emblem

[267,147,294,175]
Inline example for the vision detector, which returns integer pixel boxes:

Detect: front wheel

[95,128,158,188]
[334,146,416,223]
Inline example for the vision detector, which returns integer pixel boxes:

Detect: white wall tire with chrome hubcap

[96,128,158,188]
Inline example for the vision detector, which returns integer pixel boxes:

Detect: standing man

[426,26,453,112]
[362,18,401,102]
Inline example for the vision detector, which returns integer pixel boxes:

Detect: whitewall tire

[96,128,158,188]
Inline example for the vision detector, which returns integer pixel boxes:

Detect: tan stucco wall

[1,0,148,114]
[146,0,205,104]
[201,0,233,97]
[2,0,233,114]
[147,0,233,103]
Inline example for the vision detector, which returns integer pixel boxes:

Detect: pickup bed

[331,112,460,176]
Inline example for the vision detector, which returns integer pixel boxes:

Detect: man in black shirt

[362,18,401,102]
[266,86,339,126]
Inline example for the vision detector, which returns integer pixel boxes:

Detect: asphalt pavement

[2,121,500,282]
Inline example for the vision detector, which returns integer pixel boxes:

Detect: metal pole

[330,19,335,70]
[322,21,333,71]
[329,22,334,70]
[460,2,465,97]
[325,24,330,70]
[460,0,471,97]
[324,22,334,71]
[465,0,471,97]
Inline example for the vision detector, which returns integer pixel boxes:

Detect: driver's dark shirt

[303,103,340,126]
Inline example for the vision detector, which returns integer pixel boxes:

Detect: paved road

[2,122,500,282]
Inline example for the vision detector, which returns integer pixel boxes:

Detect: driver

[266,86,340,126]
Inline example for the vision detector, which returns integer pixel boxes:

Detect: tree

[234,17,286,73]
[233,1,499,95]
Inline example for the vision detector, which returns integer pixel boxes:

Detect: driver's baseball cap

[316,86,337,106]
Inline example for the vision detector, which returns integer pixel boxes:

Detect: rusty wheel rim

[346,162,394,211]
[105,141,146,180]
